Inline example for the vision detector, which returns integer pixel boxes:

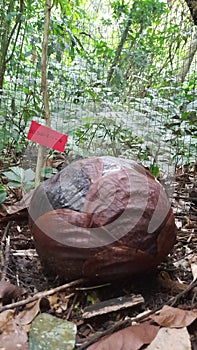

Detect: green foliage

[3,166,35,191]
[41,166,58,179]
[0,184,7,204]
[2,165,57,193]
[0,0,196,167]
[86,294,97,305]
[149,164,160,178]
[69,117,149,161]
[111,0,166,23]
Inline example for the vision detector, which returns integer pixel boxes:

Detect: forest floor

[0,161,196,349]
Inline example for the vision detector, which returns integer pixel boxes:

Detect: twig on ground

[3,235,11,279]
[66,293,78,320]
[76,283,110,291]
[0,278,85,313]
[0,222,11,279]
[169,277,197,306]
[77,278,197,350]
[1,221,11,242]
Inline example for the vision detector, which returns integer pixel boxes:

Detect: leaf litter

[0,160,196,349]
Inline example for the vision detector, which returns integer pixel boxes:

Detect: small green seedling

[3,166,35,192]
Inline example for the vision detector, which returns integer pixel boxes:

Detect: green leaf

[41,167,58,179]
[10,166,25,178]
[150,164,160,178]
[24,168,35,182]
[3,170,22,182]
[29,313,77,350]
[7,181,23,188]
[24,182,35,192]
[3,167,35,185]
[0,185,7,204]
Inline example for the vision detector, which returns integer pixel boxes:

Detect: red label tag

[27,120,68,152]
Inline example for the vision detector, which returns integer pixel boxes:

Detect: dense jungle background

[0,0,196,172]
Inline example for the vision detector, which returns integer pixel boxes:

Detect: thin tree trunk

[185,0,197,25]
[106,2,136,85]
[35,0,52,187]
[0,0,15,94]
[41,0,51,129]
[178,32,197,83]
[0,0,24,98]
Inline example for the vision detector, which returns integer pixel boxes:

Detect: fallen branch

[83,294,144,319]
[78,278,197,349]
[0,278,85,313]
[0,222,11,279]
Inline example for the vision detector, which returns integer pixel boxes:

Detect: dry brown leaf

[0,203,8,217]
[0,329,28,350]
[188,254,197,280]
[190,255,197,280]
[151,305,197,328]
[0,310,15,331]
[47,292,69,313]
[17,299,41,326]
[87,322,159,350]
[47,293,61,310]
[0,309,28,350]
[158,271,188,294]
[146,327,191,350]
[191,265,197,280]
[5,189,35,214]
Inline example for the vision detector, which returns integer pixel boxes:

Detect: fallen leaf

[5,189,34,214]
[190,255,197,280]
[47,293,60,309]
[0,310,15,331]
[0,331,28,350]
[29,313,77,350]
[173,258,189,269]
[0,203,8,216]
[146,327,191,350]
[47,292,69,313]
[191,265,197,280]
[158,271,188,294]
[151,305,197,328]
[87,322,159,350]
[175,218,182,229]
[18,299,41,325]
[0,309,28,350]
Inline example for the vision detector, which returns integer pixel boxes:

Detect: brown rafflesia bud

[29,156,177,281]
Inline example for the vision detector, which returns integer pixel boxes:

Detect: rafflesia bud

[29,156,177,281]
